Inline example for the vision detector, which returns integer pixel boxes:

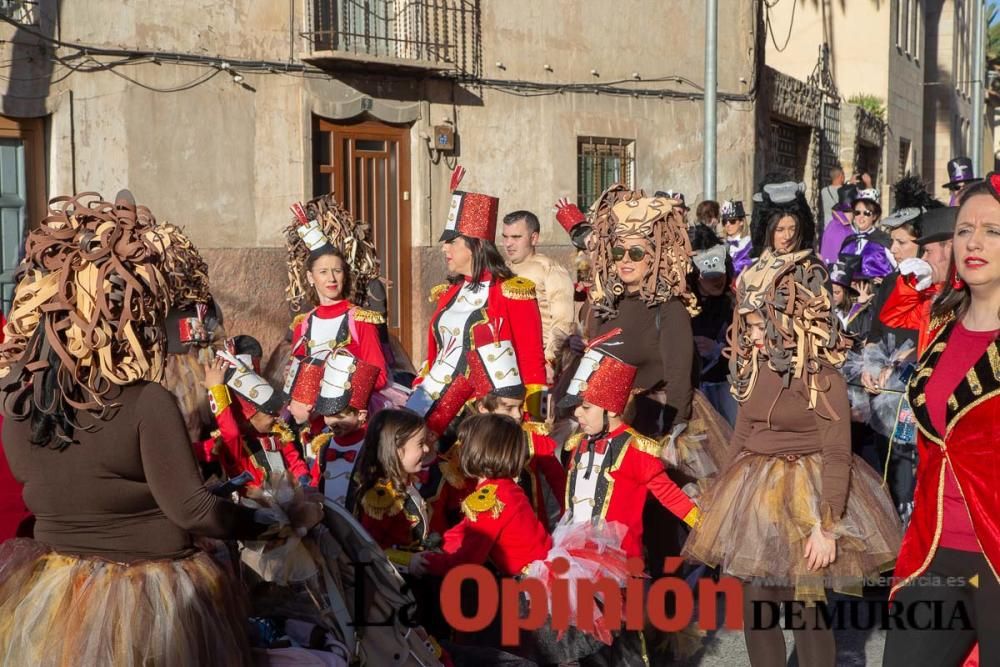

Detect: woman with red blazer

[882,177,1000,667]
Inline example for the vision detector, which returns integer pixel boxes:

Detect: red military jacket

[521,423,567,531]
[878,274,942,356]
[416,273,546,405]
[424,478,552,577]
[565,423,699,560]
[357,478,431,550]
[192,385,310,489]
[890,315,1000,599]
[422,442,477,535]
[291,301,389,389]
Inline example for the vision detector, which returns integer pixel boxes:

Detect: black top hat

[834,184,859,212]
[721,200,746,220]
[915,207,958,245]
[942,157,982,190]
[829,262,860,296]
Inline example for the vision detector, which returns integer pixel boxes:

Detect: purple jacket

[726,236,753,275]
[820,211,853,265]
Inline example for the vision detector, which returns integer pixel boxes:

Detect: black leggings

[883,548,1000,667]
[742,584,836,667]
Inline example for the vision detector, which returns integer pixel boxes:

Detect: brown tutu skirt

[682,452,902,602]
[0,539,252,667]
[666,391,734,482]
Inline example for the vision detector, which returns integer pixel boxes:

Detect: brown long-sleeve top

[3,381,267,562]
[593,293,696,438]
[728,364,853,519]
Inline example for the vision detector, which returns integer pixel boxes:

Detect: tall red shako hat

[439,165,499,242]
[281,353,327,406]
[313,350,381,416]
[467,318,525,400]
[557,328,637,415]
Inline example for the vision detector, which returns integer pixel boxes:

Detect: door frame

[315,116,412,356]
[0,116,45,229]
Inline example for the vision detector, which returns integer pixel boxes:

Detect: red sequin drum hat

[557,330,637,415]
[281,354,327,405]
[314,351,381,416]
[467,320,525,400]
[439,165,499,243]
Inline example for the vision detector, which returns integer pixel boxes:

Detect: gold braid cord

[152,222,211,310]
[284,194,381,312]
[586,184,698,319]
[0,193,170,435]
[726,250,848,408]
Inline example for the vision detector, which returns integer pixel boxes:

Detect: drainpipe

[971,0,985,171]
[703,0,718,200]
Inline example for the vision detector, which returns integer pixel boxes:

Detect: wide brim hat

[914,207,958,245]
[942,157,982,190]
[881,207,923,230]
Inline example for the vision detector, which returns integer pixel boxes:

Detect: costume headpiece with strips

[284,195,381,312]
[467,318,525,400]
[584,184,698,319]
[557,328,637,415]
[727,250,848,409]
[439,165,499,243]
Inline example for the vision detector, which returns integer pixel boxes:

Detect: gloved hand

[898,257,934,291]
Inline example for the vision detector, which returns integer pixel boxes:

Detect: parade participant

[830,262,859,328]
[882,177,1000,667]
[695,199,721,234]
[0,313,30,543]
[302,353,381,506]
[878,207,959,354]
[415,166,546,424]
[354,409,434,551]
[820,183,858,264]
[0,193,308,666]
[656,189,690,224]
[285,197,388,389]
[683,250,901,667]
[720,199,753,275]
[690,224,738,425]
[467,319,567,530]
[409,414,631,664]
[194,335,311,489]
[501,210,576,384]
[838,188,897,280]
[942,156,982,207]
[748,180,817,260]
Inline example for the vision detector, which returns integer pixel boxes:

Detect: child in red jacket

[193,336,310,489]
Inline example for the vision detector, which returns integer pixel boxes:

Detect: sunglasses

[611,245,648,262]
[852,210,876,218]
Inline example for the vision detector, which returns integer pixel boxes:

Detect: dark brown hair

[355,409,427,496]
[457,413,528,480]
[696,200,720,225]
[446,236,514,290]
[306,245,354,304]
[930,180,998,322]
[765,210,805,253]
[477,388,527,412]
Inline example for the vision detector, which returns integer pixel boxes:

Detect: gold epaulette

[289,313,309,332]
[309,431,333,458]
[207,384,231,417]
[353,307,385,325]
[271,421,295,444]
[361,480,405,520]
[501,276,536,300]
[564,432,584,452]
[461,484,505,522]
[429,283,450,303]
[522,421,550,436]
[440,445,467,489]
[627,428,662,457]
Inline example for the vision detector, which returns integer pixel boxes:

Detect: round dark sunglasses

[612,245,648,262]
[852,209,876,218]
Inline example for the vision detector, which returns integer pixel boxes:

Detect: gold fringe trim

[429,283,450,303]
[501,276,536,300]
[361,480,405,520]
[353,307,385,325]
[462,484,505,522]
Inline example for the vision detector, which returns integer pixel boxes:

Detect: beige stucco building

[0,0,760,363]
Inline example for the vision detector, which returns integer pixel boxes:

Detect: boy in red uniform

[467,319,566,530]
[194,336,310,489]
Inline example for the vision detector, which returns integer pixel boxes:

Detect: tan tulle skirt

[665,390,734,482]
[0,539,252,667]
[682,452,902,602]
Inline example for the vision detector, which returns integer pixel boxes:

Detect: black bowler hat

[942,157,982,190]
[834,184,859,212]
[915,207,958,245]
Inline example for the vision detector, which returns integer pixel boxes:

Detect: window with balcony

[577,137,635,211]
[303,0,481,75]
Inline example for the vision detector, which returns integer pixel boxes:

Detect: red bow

[325,448,358,463]
[577,434,611,456]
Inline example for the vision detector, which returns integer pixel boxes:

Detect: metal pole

[971,0,985,171]
[704,0,718,200]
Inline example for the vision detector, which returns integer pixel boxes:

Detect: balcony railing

[303,0,481,76]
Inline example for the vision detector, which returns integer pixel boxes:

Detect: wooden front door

[313,117,412,355]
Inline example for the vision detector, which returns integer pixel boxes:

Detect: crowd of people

[0,154,996,667]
